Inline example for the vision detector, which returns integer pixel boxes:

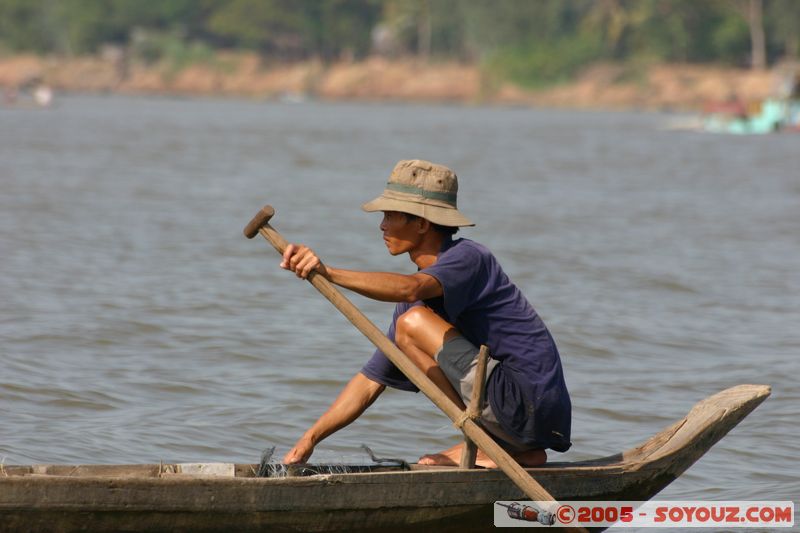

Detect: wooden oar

[244,205,587,533]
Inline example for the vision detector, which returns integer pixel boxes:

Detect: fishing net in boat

[257,445,409,478]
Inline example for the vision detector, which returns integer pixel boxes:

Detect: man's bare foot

[418,442,546,468]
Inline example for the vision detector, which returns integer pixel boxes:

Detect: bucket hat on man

[362,159,474,227]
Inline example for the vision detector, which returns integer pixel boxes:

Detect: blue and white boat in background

[702,70,800,134]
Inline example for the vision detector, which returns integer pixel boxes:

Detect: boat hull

[0,466,679,532]
[0,384,770,532]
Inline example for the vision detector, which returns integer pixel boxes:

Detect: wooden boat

[0,384,770,532]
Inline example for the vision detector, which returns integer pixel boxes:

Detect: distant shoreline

[0,52,780,111]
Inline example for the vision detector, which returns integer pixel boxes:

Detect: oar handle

[244,205,587,533]
[243,205,275,239]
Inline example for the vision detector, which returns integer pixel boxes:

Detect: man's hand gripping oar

[244,205,587,533]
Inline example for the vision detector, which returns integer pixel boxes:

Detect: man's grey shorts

[435,335,530,452]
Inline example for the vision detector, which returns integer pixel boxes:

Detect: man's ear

[417,217,431,234]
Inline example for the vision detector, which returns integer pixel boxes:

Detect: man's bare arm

[326,267,441,302]
[283,373,385,464]
[280,243,443,302]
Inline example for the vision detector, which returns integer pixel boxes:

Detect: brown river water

[1,95,797,515]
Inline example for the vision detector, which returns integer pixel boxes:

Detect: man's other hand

[283,437,315,464]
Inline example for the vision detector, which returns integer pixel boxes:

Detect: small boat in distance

[703,97,800,134]
[2,75,54,109]
[701,70,800,134]
[0,384,770,532]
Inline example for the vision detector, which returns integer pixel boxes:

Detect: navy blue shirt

[361,237,572,452]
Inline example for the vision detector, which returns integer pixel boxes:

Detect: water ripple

[0,96,795,507]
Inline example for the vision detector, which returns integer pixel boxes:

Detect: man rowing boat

[280,160,571,468]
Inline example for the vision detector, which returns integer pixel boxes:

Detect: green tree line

[1,0,798,86]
